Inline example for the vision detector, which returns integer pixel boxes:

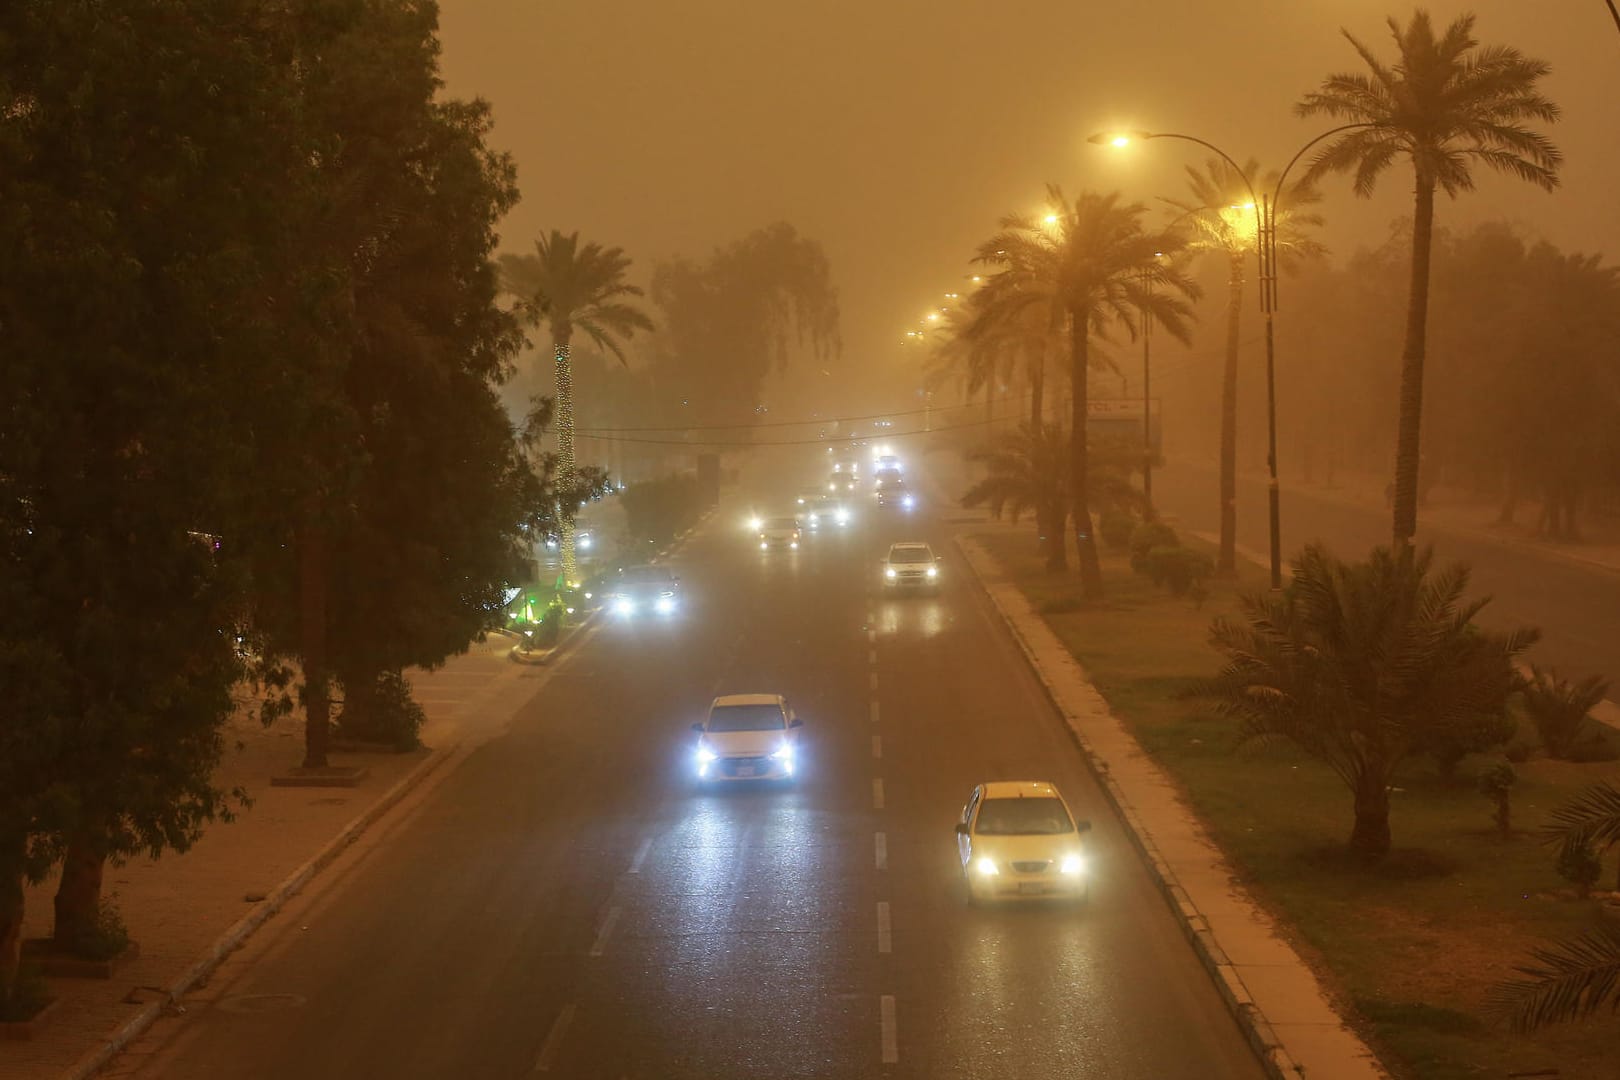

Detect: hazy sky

[436,1,1619,394]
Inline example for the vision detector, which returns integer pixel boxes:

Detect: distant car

[882,541,939,590]
[871,466,904,490]
[795,489,831,527]
[603,564,680,617]
[824,500,853,527]
[876,453,901,471]
[955,781,1092,904]
[876,481,915,510]
[827,471,857,494]
[759,516,801,550]
[691,693,804,783]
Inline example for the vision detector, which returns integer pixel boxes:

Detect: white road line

[869,700,880,725]
[868,648,877,665]
[871,735,882,759]
[533,1003,577,1072]
[880,995,899,1064]
[628,837,653,874]
[872,778,885,810]
[588,906,621,957]
[874,832,887,871]
[867,629,876,643]
[869,671,878,691]
[876,901,892,953]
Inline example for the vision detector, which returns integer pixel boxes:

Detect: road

[124,458,1265,1080]
[1154,461,1620,693]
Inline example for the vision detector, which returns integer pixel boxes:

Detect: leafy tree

[499,231,654,583]
[976,188,1197,600]
[1477,761,1516,835]
[0,0,325,988]
[961,423,1071,571]
[1163,159,1323,574]
[1298,10,1561,547]
[1205,543,1535,857]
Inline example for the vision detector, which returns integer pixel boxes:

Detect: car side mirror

[1076,820,1092,833]
[690,722,704,733]
[789,717,804,728]
[954,823,970,836]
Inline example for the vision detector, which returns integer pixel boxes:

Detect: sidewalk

[957,535,1388,1080]
[1,631,565,1079]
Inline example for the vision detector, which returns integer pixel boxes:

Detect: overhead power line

[574,414,1008,447]
[572,394,1028,434]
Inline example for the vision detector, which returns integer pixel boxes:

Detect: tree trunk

[554,329,577,586]
[1069,305,1103,599]
[1028,348,1045,431]
[0,845,24,1008]
[1349,766,1392,858]
[1038,500,1066,572]
[299,517,331,770]
[1218,254,1244,574]
[1392,177,1437,548]
[336,666,379,741]
[52,830,106,951]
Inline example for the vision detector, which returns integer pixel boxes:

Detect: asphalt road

[127,458,1265,1080]
[1153,460,1620,693]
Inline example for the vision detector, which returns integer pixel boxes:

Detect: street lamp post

[1090,125,1367,589]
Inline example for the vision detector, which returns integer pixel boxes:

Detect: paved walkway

[3,631,561,1079]
[957,536,1389,1080]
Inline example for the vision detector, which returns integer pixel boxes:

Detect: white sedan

[691,693,804,783]
[955,780,1092,903]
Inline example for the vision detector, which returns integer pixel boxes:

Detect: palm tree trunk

[298,516,331,770]
[1029,349,1045,430]
[1350,764,1392,857]
[1219,255,1244,574]
[1392,178,1437,547]
[554,331,577,584]
[1069,305,1103,599]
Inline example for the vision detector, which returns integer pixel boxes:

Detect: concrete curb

[953,534,1312,1080]
[60,741,461,1080]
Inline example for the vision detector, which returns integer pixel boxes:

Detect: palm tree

[499,231,653,583]
[962,422,1070,571]
[1297,10,1561,548]
[1163,160,1324,574]
[976,188,1196,599]
[1205,543,1536,857]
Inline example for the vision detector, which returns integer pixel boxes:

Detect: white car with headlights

[956,781,1092,903]
[691,694,804,783]
[882,542,940,591]
[758,515,802,550]
[603,564,680,617]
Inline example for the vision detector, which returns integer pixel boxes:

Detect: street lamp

[1090,126,1365,589]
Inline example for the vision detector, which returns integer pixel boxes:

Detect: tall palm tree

[1163,161,1324,574]
[962,422,1070,571]
[976,188,1196,599]
[499,231,653,583]
[1297,10,1560,548]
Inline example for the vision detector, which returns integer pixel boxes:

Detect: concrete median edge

[60,740,461,1080]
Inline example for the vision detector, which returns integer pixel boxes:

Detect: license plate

[1018,882,1047,895]
[737,765,755,777]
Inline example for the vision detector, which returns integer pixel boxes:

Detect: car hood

[970,832,1083,862]
[703,730,789,757]
[616,583,674,599]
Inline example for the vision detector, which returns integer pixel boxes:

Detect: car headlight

[578,534,592,550]
[789,540,798,549]
[926,566,937,578]
[747,516,763,531]
[759,540,768,550]
[828,483,837,492]
[836,510,850,525]
[655,595,675,614]
[903,496,915,508]
[612,597,634,616]
[1060,854,1086,875]
[770,743,794,761]
[974,857,999,876]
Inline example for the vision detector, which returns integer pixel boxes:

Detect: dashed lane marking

[588,906,621,958]
[876,901,892,953]
[880,996,899,1064]
[869,671,878,691]
[872,779,885,810]
[533,1003,576,1073]
[875,832,887,871]
[871,735,882,759]
[869,700,880,725]
[868,648,877,665]
[628,837,653,874]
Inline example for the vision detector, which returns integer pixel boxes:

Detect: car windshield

[766,517,797,529]
[619,567,672,586]
[974,797,1074,835]
[707,704,786,732]
[889,547,931,564]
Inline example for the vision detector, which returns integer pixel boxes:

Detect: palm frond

[1486,926,1620,1032]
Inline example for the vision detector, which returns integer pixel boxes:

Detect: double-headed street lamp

[1088,125,1368,590]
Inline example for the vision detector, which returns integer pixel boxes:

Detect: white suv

[691,694,804,783]
[882,542,939,591]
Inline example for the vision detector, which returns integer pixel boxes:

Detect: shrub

[73,893,131,962]
[1098,509,1136,552]
[1556,839,1603,899]
[1522,666,1610,760]
[1421,706,1517,780]
[1129,521,1179,574]
[1143,545,1214,597]
[337,670,425,751]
